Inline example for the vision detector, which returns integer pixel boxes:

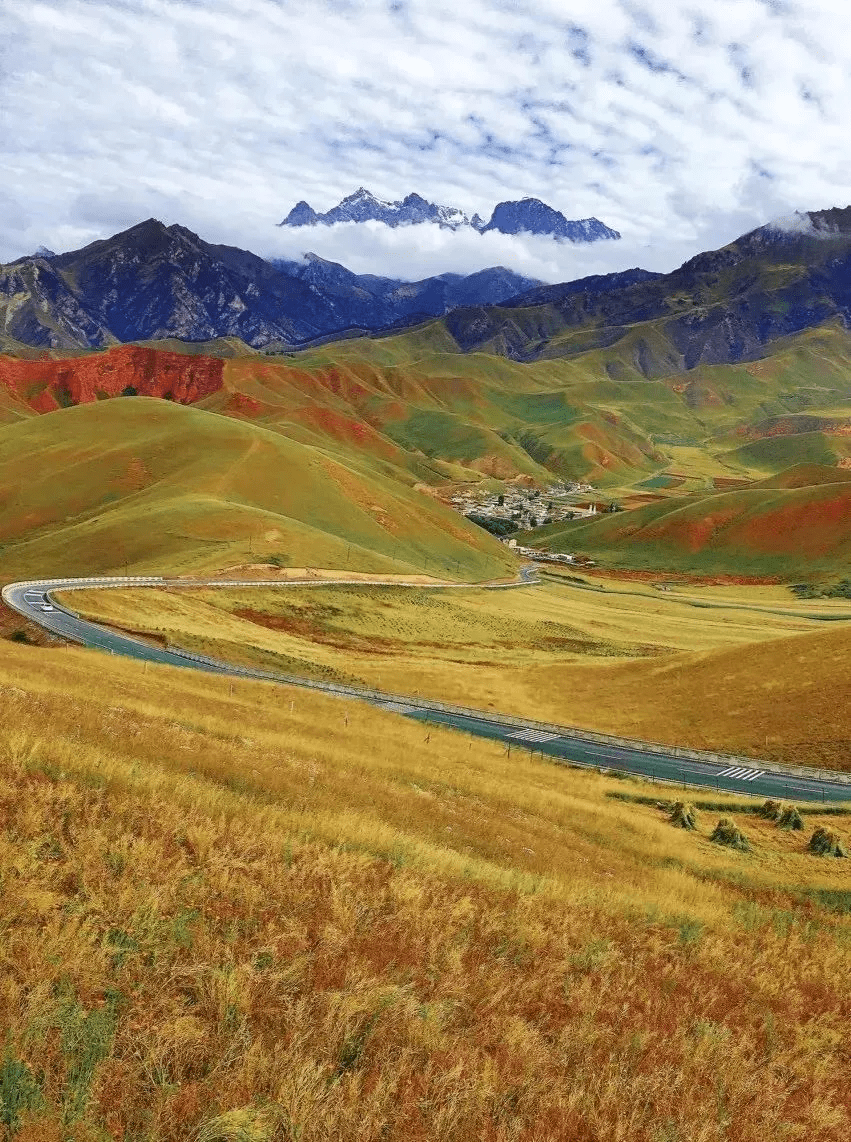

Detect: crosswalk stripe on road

[718,765,765,781]
[508,729,562,743]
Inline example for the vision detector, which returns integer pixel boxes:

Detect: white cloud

[1,0,851,283]
[264,220,645,282]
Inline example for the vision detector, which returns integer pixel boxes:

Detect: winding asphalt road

[4,574,851,804]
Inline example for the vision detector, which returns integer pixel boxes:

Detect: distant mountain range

[279,188,621,243]
[7,208,851,374]
[0,220,541,351]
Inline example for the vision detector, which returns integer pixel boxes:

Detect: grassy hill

[0,637,848,1140]
[532,465,851,577]
[0,397,513,582]
[7,317,851,494]
[260,320,851,487]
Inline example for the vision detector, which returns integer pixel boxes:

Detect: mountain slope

[0,221,543,351]
[0,398,513,581]
[270,253,542,329]
[412,207,851,370]
[532,465,851,576]
[0,345,225,412]
[0,220,344,350]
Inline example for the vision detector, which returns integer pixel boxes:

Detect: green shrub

[0,1052,44,1133]
[759,799,784,822]
[808,827,848,858]
[711,818,750,851]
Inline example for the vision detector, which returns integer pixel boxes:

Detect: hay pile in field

[808,826,848,857]
[669,801,698,829]
[760,800,804,830]
[711,818,750,851]
[778,805,804,830]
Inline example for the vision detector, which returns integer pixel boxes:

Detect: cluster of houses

[500,540,596,567]
[503,542,586,564]
[449,481,600,531]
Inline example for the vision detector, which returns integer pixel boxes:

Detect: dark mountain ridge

[6,207,851,373]
[423,209,851,373]
[0,221,540,351]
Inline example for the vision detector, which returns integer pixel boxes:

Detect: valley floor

[62,570,851,772]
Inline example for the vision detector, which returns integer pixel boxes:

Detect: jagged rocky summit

[482,199,619,242]
[281,188,470,230]
[279,189,620,243]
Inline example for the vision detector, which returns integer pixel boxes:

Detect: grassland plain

[63,575,851,771]
[0,639,849,1141]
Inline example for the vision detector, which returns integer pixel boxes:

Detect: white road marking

[508,729,561,743]
[718,766,765,781]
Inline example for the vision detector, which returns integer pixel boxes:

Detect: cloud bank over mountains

[3,0,851,280]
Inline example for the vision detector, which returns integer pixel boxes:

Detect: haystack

[670,801,698,830]
[711,818,750,851]
[808,827,847,857]
[778,805,804,831]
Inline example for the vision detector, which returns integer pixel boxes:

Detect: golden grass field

[0,638,849,1141]
[6,327,851,1138]
[64,572,851,771]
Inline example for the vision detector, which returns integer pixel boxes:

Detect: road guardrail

[6,573,851,789]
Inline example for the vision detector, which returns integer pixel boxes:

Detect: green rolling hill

[0,398,514,582]
[530,464,851,577]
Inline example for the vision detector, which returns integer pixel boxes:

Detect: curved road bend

[4,575,851,805]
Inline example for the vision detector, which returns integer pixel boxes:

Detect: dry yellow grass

[0,640,849,1140]
[65,578,851,770]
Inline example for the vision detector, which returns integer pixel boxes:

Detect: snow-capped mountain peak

[280,189,471,230]
[278,190,620,243]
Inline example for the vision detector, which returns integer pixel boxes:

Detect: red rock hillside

[0,347,224,412]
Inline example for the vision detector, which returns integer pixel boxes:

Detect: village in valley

[444,479,612,566]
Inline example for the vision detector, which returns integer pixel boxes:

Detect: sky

[2,0,851,282]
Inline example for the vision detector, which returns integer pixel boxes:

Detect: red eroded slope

[0,347,224,412]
